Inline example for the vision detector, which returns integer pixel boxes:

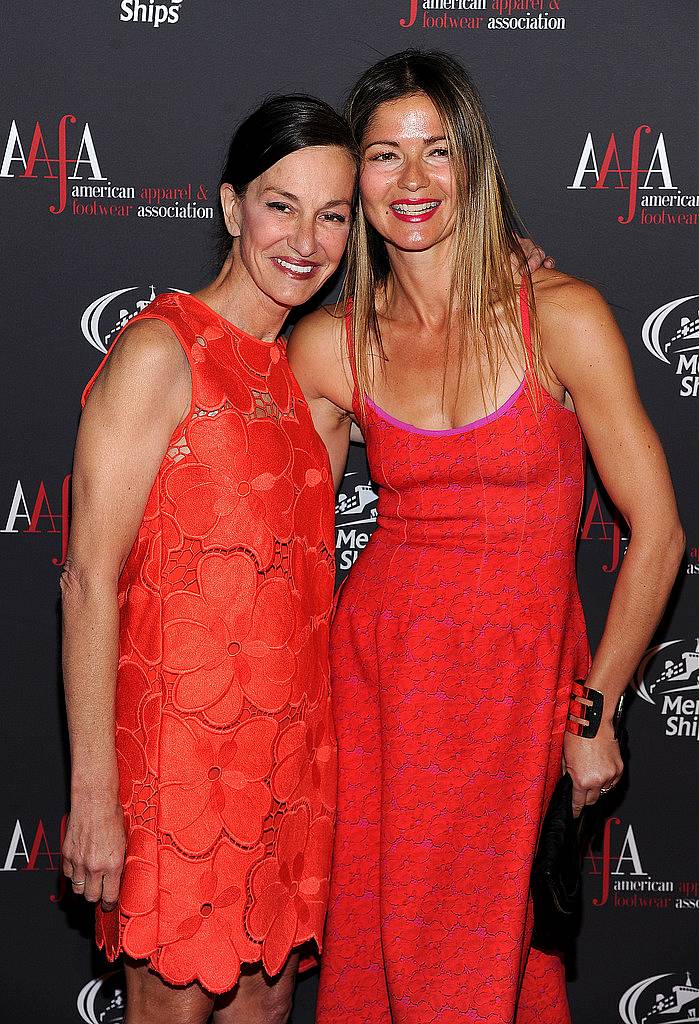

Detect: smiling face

[222,145,355,312]
[359,92,458,254]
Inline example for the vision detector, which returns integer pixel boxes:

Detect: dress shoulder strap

[519,276,534,365]
[344,303,359,394]
[518,276,543,402]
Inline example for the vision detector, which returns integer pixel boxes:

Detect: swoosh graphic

[619,973,671,1024]
[642,296,699,365]
[632,640,681,704]
[81,287,137,354]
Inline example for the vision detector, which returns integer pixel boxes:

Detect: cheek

[359,165,392,207]
[436,166,454,198]
[239,208,285,256]
[321,225,352,265]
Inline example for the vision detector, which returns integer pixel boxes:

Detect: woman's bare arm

[61,320,190,907]
[537,273,685,814]
[287,307,355,491]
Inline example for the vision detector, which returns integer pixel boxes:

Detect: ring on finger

[72,879,86,888]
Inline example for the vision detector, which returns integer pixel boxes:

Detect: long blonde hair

[342,50,540,415]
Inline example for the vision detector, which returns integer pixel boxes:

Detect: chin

[257,274,324,310]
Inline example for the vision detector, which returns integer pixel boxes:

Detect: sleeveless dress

[317,282,590,1024]
[81,293,337,994]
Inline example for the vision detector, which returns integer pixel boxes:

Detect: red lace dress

[81,293,337,993]
[317,282,590,1023]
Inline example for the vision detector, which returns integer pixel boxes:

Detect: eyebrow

[262,186,352,208]
[364,136,447,149]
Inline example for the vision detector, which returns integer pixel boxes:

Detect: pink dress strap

[519,275,542,402]
[344,306,362,419]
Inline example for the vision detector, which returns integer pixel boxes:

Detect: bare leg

[124,958,214,1024]
[213,953,300,1024]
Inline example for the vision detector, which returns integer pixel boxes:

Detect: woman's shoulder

[287,303,350,372]
[287,303,354,408]
[529,269,626,373]
[290,302,348,347]
[530,268,612,328]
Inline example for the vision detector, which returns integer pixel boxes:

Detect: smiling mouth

[389,200,442,222]
[271,257,319,277]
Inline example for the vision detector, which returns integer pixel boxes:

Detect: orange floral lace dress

[81,292,337,993]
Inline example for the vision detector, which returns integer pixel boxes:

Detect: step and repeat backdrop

[1,2,697,1021]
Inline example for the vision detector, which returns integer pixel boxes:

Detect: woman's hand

[514,236,555,274]
[62,789,126,911]
[563,722,624,817]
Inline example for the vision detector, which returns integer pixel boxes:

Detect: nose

[288,215,318,259]
[397,154,430,192]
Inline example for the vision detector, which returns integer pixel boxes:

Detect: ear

[220,183,243,238]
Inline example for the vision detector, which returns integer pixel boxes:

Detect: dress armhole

[81,312,198,437]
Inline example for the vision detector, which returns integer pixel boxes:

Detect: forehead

[253,146,356,198]
[364,93,445,141]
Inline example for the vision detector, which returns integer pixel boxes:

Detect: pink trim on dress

[365,378,526,436]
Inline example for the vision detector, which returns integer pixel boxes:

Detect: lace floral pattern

[85,293,336,992]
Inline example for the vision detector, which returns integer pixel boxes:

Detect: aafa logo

[1,477,71,566]
[643,296,699,398]
[82,285,187,354]
[77,972,125,1024]
[0,116,105,214]
[619,971,699,1024]
[633,638,699,741]
[0,814,69,901]
[568,126,679,224]
[578,487,628,573]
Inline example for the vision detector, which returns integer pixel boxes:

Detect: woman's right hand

[62,791,126,911]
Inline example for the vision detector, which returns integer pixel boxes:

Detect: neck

[382,235,456,327]
[196,246,290,342]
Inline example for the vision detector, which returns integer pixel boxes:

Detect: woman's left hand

[562,722,624,817]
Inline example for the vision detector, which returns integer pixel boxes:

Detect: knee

[126,998,211,1024]
[124,968,212,1024]
[262,984,294,1024]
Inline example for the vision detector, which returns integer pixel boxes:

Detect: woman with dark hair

[289,51,684,1023]
[60,95,356,1024]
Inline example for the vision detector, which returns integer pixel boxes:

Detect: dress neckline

[365,377,526,437]
[179,292,282,347]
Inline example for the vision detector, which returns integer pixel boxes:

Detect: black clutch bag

[531,716,628,952]
[530,772,586,951]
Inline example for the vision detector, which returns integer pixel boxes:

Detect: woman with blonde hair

[289,50,683,1023]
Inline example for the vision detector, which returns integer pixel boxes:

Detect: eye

[320,212,348,224]
[266,201,292,213]
[367,151,398,163]
[429,147,449,158]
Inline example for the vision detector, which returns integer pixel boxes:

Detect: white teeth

[392,202,440,214]
[274,258,314,274]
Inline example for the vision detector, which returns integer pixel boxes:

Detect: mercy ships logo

[77,972,125,1023]
[619,971,699,1024]
[81,284,187,354]
[633,639,699,741]
[642,295,699,399]
[335,473,378,572]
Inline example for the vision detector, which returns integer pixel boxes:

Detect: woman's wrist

[566,679,625,737]
[71,765,119,801]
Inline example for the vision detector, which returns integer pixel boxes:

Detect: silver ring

[600,786,612,794]
[72,879,86,888]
